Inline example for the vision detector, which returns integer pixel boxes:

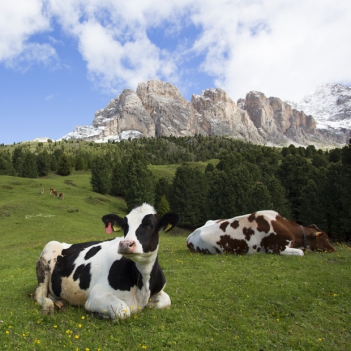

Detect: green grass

[0,173,350,350]
[148,159,218,180]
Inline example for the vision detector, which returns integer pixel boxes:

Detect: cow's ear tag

[164,223,173,232]
[315,232,322,237]
[113,225,122,232]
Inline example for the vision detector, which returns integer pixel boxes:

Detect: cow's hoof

[54,300,66,310]
[42,298,54,315]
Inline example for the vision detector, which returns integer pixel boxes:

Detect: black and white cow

[35,203,180,319]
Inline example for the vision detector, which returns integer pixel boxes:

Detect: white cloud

[1,0,351,101]
[45,0,189,92]
[190,0,351,101]
[0,0,56,66]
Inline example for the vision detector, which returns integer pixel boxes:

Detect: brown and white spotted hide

[49,188,57,197]
[187,210,335,256]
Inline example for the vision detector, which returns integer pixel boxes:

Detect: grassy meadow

[0,172,350,351]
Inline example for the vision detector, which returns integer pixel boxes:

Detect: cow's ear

[312,231,323,238]
[102,214,124,229]
[158,213,181,232]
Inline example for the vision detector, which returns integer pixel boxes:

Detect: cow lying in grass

[187,210,335,256]
[35,203,180,319]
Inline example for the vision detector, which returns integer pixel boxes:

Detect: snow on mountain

[32,137,52,142]
[95,130,144,143]
[60,125,104,141]
[60,125,144,143]
[288,83,351,130]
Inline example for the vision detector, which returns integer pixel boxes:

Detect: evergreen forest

[1,135,351,242]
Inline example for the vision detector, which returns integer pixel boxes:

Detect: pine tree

[170,164,207,227]
[124,152,155,211]
[157,195,171,217]
[340,140,351,240]
[323,162,344,240]
[75,156,85,171]
[19,151,38,178]
[37,150,50,176]
[207,169,233,219]
[110,162,126,197]
[312,154,328,168]
[278,154,311,220]
[298,180,324,227]
[247,182,273,213]
[12,146,24,174]
[154,177,171,210]
[57,154,71,176]
[90,157,111,194]
[0,153,15,175]
[264,175,291,218]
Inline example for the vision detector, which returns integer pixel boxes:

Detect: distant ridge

[60,79,351,147]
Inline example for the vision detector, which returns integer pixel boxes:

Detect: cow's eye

[146,224,154,230]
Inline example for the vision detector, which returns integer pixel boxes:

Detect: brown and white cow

[49,188,57,197]
[58,192,64,200]
[187,210,335,256]
[35,204,180,319]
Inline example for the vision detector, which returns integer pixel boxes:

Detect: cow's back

[187,211,300,255]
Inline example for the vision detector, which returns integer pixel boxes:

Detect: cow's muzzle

[118,240,135,254]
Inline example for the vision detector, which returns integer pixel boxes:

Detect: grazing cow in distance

[35,203,180,319]
[58,192,64,200]
[49,188,57,197]
[40,188,44,194]
[187,210,335,256]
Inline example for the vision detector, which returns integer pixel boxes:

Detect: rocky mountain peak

[61,80,351,147]
[136,79,184,101]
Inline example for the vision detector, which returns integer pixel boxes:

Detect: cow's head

[102,203,180,262]
[306,224,336,252]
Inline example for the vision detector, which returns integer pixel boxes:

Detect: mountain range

[61,80,351,148]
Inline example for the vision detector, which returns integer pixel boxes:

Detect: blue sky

[1,0,351,145]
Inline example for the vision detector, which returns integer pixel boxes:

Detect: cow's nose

[118,240,135,253]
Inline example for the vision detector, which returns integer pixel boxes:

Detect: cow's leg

[85,290,131,319]
[34,241,63,306]
[280,247,304,256]
[147,290,171,309]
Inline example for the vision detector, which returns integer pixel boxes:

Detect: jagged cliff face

[92,89,155,138]
[62,79,350,146]
[136,80,199,137]
[191,88,264,143]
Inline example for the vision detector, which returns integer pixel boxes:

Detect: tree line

[1,136,351,242]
